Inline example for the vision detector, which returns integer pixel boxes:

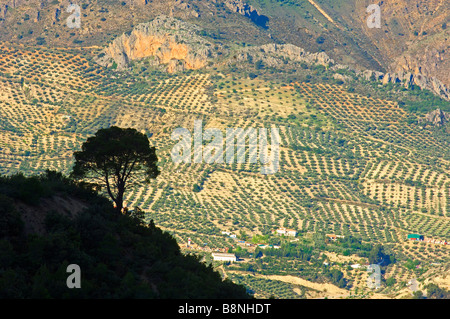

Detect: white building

[276,227,297,237]
[211,253,237,262]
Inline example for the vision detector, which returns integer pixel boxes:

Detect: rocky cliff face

[96,16,449,102]
[354,0,450,88]
[419,109,450,127]
[96,17,340,74]
[228,43,334,68]
[0,0,447,94]
[95,15,219,72]
[360,69,450,101]
[391,47,449,94]
[224,0,269,28]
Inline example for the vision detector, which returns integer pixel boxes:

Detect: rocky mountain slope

[93,13,449,101]
[0,0,448,91]
[420,108,450,127]
[95,15,220,73]
[247,0,450,88]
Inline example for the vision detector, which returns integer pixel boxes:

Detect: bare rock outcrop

[391,44,450,90]
[224,0,269,28]
[172,0,200,18]
[95,15,219,72]
[419,109,450,127]
[358,69,450,101]
[228,43,335,68]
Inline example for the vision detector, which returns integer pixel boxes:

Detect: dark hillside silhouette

[0,171,251,299]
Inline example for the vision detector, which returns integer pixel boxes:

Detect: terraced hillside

[1,24,450,298]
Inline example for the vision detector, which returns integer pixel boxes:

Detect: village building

[211,253,237,262]
[325,234,345,241]
[326,234,337,241]
[275,227,297,237]
[407,234,424,241]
